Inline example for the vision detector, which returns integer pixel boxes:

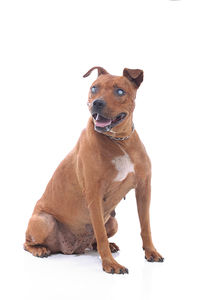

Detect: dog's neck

[104,123,134,141]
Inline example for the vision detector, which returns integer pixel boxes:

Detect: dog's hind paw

[92,242,120,253]
[109,242,120,253]
[24,243,51,258]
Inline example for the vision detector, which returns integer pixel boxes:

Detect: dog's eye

[91,86,97,94]
[116,88,125,96]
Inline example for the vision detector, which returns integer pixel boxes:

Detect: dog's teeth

[96,114,100,120]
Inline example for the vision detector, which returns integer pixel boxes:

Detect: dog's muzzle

[91,98,127,133]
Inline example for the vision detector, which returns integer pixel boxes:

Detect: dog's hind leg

[24,212,56,257]
[92,216,119,253]
[106,215,120,253]
[105,214,118,238]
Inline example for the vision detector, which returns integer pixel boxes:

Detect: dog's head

[83,66,143,135]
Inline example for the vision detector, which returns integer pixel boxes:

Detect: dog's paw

[24,243,51,258]
[92,242,120,253]
[102,259,129,274]
[144,247,164,262]
[109,242,120,253]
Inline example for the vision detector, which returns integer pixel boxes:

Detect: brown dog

[24,66,164,274]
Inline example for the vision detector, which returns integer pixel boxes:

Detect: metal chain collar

[105,123,134,141]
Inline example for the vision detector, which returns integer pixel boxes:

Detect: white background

[0,0,200,299]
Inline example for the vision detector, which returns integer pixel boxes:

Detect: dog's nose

[92,99,106,111]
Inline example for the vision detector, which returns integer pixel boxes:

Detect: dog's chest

[103,151,135,219]
[111,151,134,182]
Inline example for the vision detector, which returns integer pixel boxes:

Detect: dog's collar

[104,123,135,141]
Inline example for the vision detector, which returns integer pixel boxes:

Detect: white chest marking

[112,151,134,182]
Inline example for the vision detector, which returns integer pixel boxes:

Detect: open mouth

[92,112,127,132]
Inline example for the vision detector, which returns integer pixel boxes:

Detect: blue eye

[116,88,125,96]
[91,86,97,94]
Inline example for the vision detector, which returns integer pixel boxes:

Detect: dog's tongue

[95,114,111,128]
[95,120,111,127]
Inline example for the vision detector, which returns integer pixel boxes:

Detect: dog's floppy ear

[83,66,108,78]
[123,68,143,88]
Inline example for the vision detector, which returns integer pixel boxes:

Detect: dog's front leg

[135,176,164,262]
[87,194,128,274]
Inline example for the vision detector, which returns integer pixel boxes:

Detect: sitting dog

[24,66,164,274]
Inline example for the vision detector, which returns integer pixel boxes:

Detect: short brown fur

[24,67,163,274]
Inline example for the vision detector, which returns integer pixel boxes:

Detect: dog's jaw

[92,112,127,133]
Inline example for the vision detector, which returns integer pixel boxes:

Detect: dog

[24,66,164,274]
